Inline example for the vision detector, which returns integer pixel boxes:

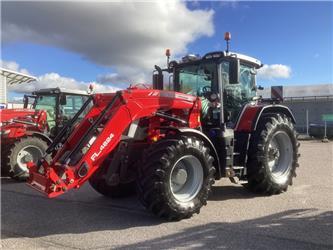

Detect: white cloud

[2,1,214,84]
[257,64,292,80]
[97,69,149,88]
[0,60,31,75]
[7,69,119,94]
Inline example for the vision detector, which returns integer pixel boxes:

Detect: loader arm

[27,89,201,198]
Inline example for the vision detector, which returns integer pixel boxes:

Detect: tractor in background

[1,87,90,180]
[27,33,300,220]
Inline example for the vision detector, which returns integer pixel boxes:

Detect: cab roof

[32,87,89,96]
[179,51,262,69]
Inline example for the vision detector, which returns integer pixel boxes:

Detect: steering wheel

[202,86,212,96]
[197,85,211,97]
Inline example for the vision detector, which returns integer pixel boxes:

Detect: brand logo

[90,132,114,162]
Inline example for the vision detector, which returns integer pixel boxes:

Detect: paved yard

[1,140,333,249]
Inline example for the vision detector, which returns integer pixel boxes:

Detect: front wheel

[137,136,216,221]
[246,114,300,194]
[5,137,48,181]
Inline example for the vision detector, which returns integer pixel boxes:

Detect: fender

[235,103,296,133]
[26,131,53,144]
[174,127,222,179]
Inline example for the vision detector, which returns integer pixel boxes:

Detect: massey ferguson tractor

[27,33,300,220]
[1,87,90,180]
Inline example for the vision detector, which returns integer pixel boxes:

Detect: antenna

[224,32,231,53]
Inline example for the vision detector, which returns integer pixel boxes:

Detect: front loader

[27,33,300,220]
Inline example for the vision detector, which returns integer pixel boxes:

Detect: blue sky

[186,1,332,85]
[1,1,332,97]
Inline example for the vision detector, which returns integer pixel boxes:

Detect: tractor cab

[153,33,262,130]
[23,87,90,136]
[173,51,261,127]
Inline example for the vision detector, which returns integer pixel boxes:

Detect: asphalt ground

[1,140,332,249]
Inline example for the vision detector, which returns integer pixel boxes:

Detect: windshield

[178,62,216,96]
[34,95,57,129]
[60,95,90,120]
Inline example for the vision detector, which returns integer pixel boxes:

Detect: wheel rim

[267,131,293,181]
[169,155,203,203]
[17,146,43,172]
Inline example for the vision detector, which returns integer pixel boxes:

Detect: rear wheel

[6,137,48,181]
[246,114,300,194]
[137,136,215,220]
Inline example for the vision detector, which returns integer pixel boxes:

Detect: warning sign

[271,86,283,100]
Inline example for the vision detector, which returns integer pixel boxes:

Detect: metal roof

[258,84,333,98]
[0,67,37,85]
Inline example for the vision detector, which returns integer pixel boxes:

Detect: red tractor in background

[27,33,300,220]
[1,88,90,180]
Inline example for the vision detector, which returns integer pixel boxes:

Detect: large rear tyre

[137,136,215,221]
[5,137,48,181]
[246,114,300,194]
[89,161,136,198]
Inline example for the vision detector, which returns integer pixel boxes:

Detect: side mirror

[153,65,163,90]
[229,58,240,84]
[60,94,67,105]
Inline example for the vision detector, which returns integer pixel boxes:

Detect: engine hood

[0,108,36,123]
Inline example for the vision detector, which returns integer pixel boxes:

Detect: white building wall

[0,75,7,104]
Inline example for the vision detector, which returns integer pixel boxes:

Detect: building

[0,67,36,108]
[258,84,333,135]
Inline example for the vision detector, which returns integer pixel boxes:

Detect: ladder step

[232,166,244,170]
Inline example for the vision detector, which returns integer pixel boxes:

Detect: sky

[1,1,332,99]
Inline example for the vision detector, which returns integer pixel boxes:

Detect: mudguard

[174,127,222,179]
[26,131,53,144]
[235,103,296,133]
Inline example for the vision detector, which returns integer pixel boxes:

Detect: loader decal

[90,132,114,162]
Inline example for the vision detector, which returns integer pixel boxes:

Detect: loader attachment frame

[27,89,202,198]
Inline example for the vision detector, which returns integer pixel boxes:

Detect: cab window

[221,61,256,124]
[34,95,57,130]
[239,64,256,99]
[60,95,89,119]
[178,63,215,96]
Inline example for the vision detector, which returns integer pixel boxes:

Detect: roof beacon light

[165,49,171,57]
[166,49,171,67]
[88,83,95,94]
[224,32,231,53]
[224,32,231,41]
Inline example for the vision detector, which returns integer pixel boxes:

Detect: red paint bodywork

[234,103,264,132]
[0,109,35,121]
[27,89,202,198]
[0,108,48,140]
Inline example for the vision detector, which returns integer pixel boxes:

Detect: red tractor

[1,88,90,180]
[27,35,299,220]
